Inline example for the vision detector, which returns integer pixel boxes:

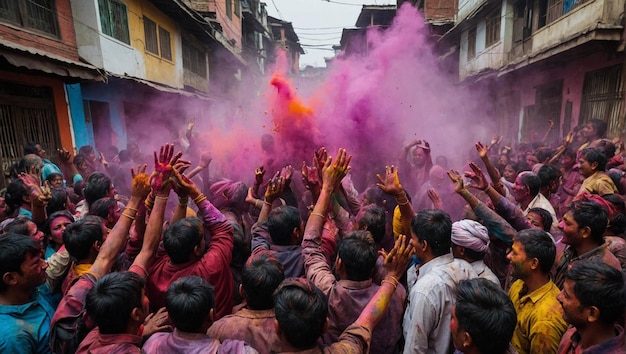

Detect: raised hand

[476,141,490,159]
[427,188,443,210]
[130,165,150,199]
[57,148,72,164]
[150,144,182,192]
[199,153,212,169]
[465,162,489,191]
[321,148,351,190]
[564,131,574,145]
[380,234,413,279]
[264,171,286,203]
[447,169,466,194]
[254,165,265,186]
[313,147,328,180]
[172,161,200,199]
[547,119,554,128]
[376,165,404,196]
[301,161,320,191]
[279,165,294,188]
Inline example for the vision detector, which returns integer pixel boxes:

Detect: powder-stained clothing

[143,329,258,354]
[577,171,618,196]
[146,199,233,319]
[302,220,406,354]
[76,328,141,354]
[0,285,57,354]
[207,308,282,354]
[402,254,477,354]
[274,323,372,354]
[470,259,500,285]
[554,243,621,289]
[524,193,558,230]
[557,170,581,218]
[252,222,305,278]
[557,325,626,354]
[605,236,626,269]
[508,279,567,354]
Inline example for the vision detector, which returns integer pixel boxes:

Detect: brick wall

[424,0,458,22]
[0,0,80,61]
[181,0,210,13]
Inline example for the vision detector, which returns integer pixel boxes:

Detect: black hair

[62,215,104,261]
[535,148,555,164]
[0,233,41,292]
[411,209,452,257]
[274,278,328,349]
[78,145,94,156]
[163,217,204,264]
[580,148,607,172]
[337,230,377,281]
[355,204,386,244]
[564,261,625,325]
[242,253,285,310]
[513,229,556,274]
[165,276,215,332]
[588,118,607,138]
[3,217,32,237]
[537,164,561,188]
[45,172,63,184]
[455,278,517,354]
[4,179,28,215]
[88,197,118,219]
[208,180,249,213]
[519,172,541,197]
[266,206,301,246]
[47,188,69,215]
[527,207,553,232]
[23,141,39,155]
[84,173,113,207]
[86,271,145,334]
[566,200,608,244]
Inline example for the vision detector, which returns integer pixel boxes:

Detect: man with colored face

[554,199,621,288]
[506,229,567,354]
[556,261,625,353]
[0,233,56,353]
[576,147,617,196]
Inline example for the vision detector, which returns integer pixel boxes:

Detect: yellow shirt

[577,171,618,196]
[509,279,568,354]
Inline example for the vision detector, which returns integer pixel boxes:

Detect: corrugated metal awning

[0,40,106,81]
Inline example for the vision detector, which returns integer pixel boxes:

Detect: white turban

[451,220,489,253]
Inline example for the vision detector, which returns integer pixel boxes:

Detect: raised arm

[18,172,49,225]
[170,159,192,225]
[302,148,351,295]
[131,144,182,276]
[377,165,415,237]
[257,171,286,223]
[476,142,506,197]
[90,164,150,278]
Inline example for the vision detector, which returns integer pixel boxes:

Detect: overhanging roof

[0,39,105,81]
[355,5,397,28]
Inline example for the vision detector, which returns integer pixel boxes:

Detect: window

[467,27,476,60]
[143,16,172,61]
[0,0,59,36]
[98,0,130,44]
[159,26,171,60]
[485,11,501,47]
[235,0,240,17]
[226,0,232,20]
[144,17,158,54]
[182,39,207,78]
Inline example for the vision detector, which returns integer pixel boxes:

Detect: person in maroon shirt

[208,252,285,353]
[145,166,234,319]
[52,145,176,353]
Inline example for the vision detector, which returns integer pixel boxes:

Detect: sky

[265,0,396,68]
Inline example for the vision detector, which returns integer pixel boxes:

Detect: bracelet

[193,194,207,204]
[121,212,136,221]
[381,279,398,289]
[263,200,272,207]
[310,212,325,219]
[388,275,399,284]
[126,207,138,212]
[492,182,503,189]
[396,197,409,206]
[155,195,169,201]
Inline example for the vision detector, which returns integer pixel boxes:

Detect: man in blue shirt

[0,233,56,353]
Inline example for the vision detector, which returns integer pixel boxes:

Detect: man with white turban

[451,219,500,286]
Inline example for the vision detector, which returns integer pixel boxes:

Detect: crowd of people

[0,117,625,353]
